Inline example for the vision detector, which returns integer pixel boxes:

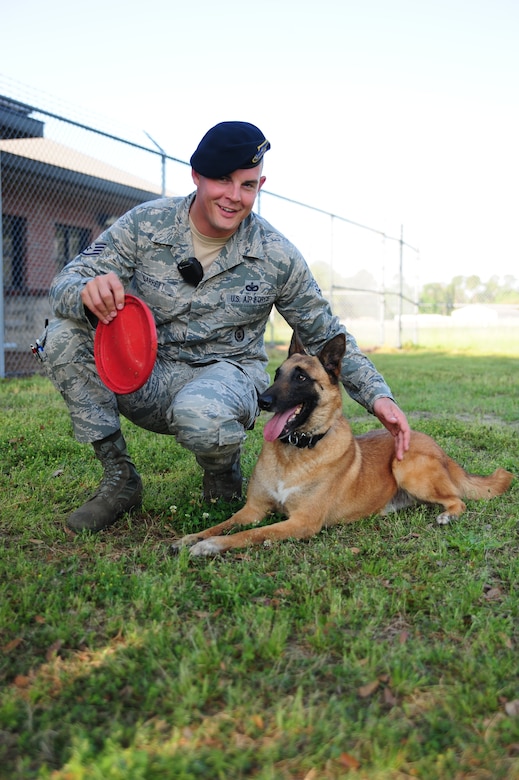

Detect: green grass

[1,349,518,779]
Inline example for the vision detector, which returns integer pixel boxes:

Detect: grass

[1,348,518,779]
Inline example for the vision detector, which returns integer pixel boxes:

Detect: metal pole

[414,250,420,345]
[379,237,386,346]
[144,132,166,196]
[329,214,335,309]
[398,224,404,349]
[0,153,5,378]
[161,154,165,197]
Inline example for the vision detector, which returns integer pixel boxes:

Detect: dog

[172,332,513,556]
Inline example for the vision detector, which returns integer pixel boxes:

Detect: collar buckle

[281,430,327,449]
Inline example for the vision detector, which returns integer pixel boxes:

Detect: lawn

[1,347,518,779]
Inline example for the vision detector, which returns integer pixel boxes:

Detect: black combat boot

[202,453,243,502]
[67,431,143,532]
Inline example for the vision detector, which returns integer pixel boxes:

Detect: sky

[1,0,518,287]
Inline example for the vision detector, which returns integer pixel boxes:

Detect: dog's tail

[455,466,514,500]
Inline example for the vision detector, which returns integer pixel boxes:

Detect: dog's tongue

[263,407,299,442]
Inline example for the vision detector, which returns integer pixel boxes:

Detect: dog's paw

[436,512,456,525]
[189,537,226,557]
[170,533,204,554]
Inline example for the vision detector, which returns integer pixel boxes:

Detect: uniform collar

[151,192,268,265]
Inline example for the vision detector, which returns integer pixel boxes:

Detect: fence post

[144,132,166,197]
[329,214,335,310]
[398,224,404,349]
[0,153,5,378]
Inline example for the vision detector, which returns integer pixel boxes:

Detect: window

[54,224,91,269]
[2,214,27,291]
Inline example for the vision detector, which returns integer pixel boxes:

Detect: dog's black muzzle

[258,390,274,411]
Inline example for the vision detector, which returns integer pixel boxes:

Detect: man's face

[190,165,266,238]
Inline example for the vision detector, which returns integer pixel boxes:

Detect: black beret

[190,121,270,178]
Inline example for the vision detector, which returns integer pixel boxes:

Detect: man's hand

[81,272,125,324]
[372,397,411,461]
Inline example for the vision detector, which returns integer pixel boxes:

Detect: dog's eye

[296,372,307,382]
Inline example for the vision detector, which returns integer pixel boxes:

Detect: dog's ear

[318,334,346,379]
[288,329,308,357]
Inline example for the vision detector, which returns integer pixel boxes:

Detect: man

[43,121,410,533]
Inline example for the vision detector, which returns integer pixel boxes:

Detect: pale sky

[2,0,518,286]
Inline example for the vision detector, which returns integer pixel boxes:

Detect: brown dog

[173,332,513,556]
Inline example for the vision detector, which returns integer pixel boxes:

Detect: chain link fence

[2,80,516,377]
[0,91,188,377]
[256,194,420,350]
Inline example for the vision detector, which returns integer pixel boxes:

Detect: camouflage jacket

[49,193,393,411]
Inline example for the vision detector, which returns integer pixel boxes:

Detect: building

[0,96,164,375]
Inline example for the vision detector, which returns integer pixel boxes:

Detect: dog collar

[279,430,327,449]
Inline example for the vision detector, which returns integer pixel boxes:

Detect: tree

[420,274,519,313]
[420,282,449,314]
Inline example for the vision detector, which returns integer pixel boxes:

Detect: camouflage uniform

[45,192,394,472]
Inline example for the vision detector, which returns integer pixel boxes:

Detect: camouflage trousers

[43,317,261,473]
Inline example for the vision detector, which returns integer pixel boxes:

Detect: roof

[0,136,165,196]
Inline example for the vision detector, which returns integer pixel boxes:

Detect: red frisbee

[94,294,158,394]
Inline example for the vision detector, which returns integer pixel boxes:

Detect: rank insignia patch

[82,242,107,257]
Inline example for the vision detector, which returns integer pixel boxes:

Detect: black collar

[279,430,328,449]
